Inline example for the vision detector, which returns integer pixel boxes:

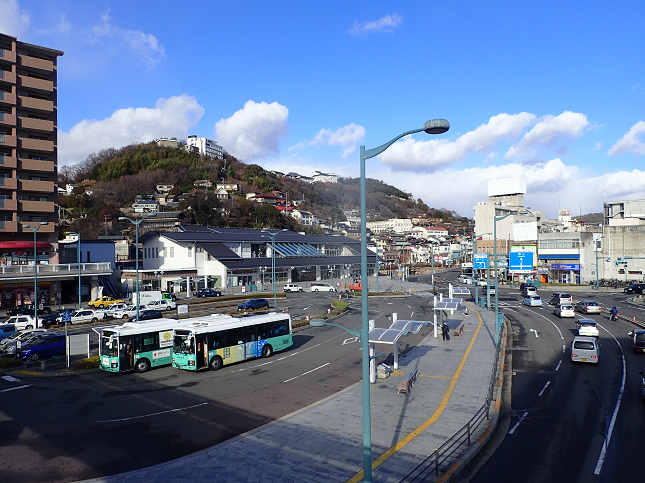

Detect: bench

[453,323,465,337]
[397,369,419,395]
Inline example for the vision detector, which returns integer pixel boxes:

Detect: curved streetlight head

[423,119,450,135]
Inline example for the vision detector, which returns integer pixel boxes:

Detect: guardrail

[400,321,505,482]
[0,262,112,276]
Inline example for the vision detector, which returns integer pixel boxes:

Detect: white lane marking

[405,304,412,309]
[520,307,564,340]
[2,375,20,382]
[410,312,414,317]
[562,345,566,353]
[95,402,208,423]
[504,308,518,312]
[283,363,330,383]
[1,385,31,393]
[235,343,323,372]
[594,324,626,475]
[538,381,551,396]
[555,360,562,371]
[530,329,539,338]
[509,411,529,434]
[303,305,311,310]
[343,337,359,345]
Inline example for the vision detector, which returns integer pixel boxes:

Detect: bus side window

[229,328,243,345]
[133,334,143,354]
[142,332,157,352]
[275,319,289,336]
[258,322,274,340]
[213,330,226,348]
[243,327,257,343]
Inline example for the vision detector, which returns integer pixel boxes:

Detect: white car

[283,283,304,293]
[104,303,129,317]
[577,319,600,337]
[523,295,542,307]
[59,309,105,324]
[145,299,177,311]
[554,304,575,318]
[113,305,147,319]
[0,328,49,350]
[310,282,335,292]
[5,315,38,330]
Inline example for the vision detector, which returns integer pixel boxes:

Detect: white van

[571,336,599,364]
[283,283,304,293]
[310,282,335,292]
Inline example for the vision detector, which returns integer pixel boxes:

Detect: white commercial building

[366,218,413,234]
[185,135,224,159]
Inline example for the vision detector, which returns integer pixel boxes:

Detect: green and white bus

[98,319,182,373]
[172,313,293,371]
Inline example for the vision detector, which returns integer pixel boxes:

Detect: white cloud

[505,111,588,159]
[38,14,72,35]
[59,94,204,165]
[349,13,403,35]
[607,121,645,156]
[593,142,602,151]
[290,123,365,158]
[0,0,30,37]
[90,10,165,67]
[215,100,289,161]
[379,112,536,171]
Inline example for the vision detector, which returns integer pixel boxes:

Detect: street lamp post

[21,221,48,327]
[359,119,449,482]
[261,229,287,310]
[67,232,82,309]
[473,233,492,305]
[119,214,151,322]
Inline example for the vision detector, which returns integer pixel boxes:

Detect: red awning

[0,241,52,249]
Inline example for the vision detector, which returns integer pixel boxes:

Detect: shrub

[73,356,100,371]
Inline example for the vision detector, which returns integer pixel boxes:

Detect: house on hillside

[312,171,338,183]
[291,210,319,226]
[246,193,280,204]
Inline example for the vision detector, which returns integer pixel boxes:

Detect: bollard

[40,361,46,370]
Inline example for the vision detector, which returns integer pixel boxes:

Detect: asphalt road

[0,292,432,483]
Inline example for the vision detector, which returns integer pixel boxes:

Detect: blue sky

[3,0,645,219]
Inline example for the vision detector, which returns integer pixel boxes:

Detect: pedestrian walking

[442,321,450,341]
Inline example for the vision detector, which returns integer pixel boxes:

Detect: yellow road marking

[346,309,484,483]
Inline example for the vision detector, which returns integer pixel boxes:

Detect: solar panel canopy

[368,328,404,344]
[389,320,428,334]
[453,287,471,295]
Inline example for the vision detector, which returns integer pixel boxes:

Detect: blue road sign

[474,254,488,269]
[509,251,534,271]
[62,310,72,323]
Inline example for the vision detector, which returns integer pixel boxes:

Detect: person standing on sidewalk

[442,321,450,341]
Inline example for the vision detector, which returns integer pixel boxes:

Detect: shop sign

[551,264,580,271]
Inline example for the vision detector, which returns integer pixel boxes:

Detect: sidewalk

[75,291,504,483]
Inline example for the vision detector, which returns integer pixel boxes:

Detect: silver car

[3,330,53,355]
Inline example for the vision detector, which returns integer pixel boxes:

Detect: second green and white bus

[98,318,182,373]
[172,312,293,371]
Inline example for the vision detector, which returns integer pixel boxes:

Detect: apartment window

[0,112,4,121]
[163,247,167,257]
[0,70,4,79]
[30,156,48,160]
[156,247,159,258]
[0,49,4,58]
[0,91,5,100]
[0,133,5,143]
[170,247,174,258]
[29,196,48,201]
[30,216,48,222]
[188,247,192,257]
[30,176,48,181]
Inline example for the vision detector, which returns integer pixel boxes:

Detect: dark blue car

[19,333,65,361]
[237,298,270,311]
[198,288,222,298]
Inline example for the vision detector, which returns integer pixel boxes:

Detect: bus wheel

[262,344,273,358]
[209,356,223,371]
[135,358,151,373]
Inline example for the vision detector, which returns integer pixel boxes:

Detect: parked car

[145,299,177,311]
[628,330,645,353]
[482,285,496,295]
[104,303,130,317]
[18,333,66,361]
[575,301,602,315]
[549,293,573,305]
[237,298,270,311]
[577,318,599,337]
[0,324,18,342]
[5,315,38,330]
[554,304,575,318]
[283,283,304,293]
[457,275,472,284]
[88,296,126,308]
[3,330,53,356]
[523,295,543,307]
[521,286,538,297]
[137,309,164,321]
[624,283,645,294]
[113,305,147,319]
[197,288,222,298]
[571,336,599,364]
[310,282,336,292]
[39,309,70,328]
[0,328,50,354]
[57,309,105,324]
[5,306,52,317]
[519,282,535,292]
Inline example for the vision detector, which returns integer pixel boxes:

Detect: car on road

[310,282,335,292]
[145,299,177,311]
[88,296,126,308]
[5,315,38,330]
[571,336,599,364]
[575,301,602,315]
[0,324,18,341]
[1,329,50,355]
[58,309,105,324]
[18,333,65,361]
[113,305,147,319]
[549,293,573,305]
[104,303,129,317]
[519,282,535,292]
[237,298,270,311]
[39,309,70,328]
[523,295,543,306]
[577,319,599,337]
[624,283,645,294]
[283,283,304,293]
[197,288,222,298]
[5,306,52,317]
[457,275,473,284]
[628,330,645,353]
[482,285,496,295]
[521,286,538,297]
[136,309,164,321]
[554,304,575,318]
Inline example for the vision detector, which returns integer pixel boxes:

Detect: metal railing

[400,321,506,482]
[0,262,112,276]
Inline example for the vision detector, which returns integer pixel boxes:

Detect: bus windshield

[173,330,194,355]
[101,330,118,356]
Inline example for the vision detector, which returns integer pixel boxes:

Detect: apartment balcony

[0,198,17,210]
[0,220,18,232]
[18,95,53,113]
[0,177,18,189]
[18,158,54,172]
[19,117,53,133]
[19,138,54,153]
[18,75,53,94]
[0,69,16,85]
[0,48,17,64]
[0,134,17,148]
[0,112,17,127]
[19,179,54,192]
[0,157,17,169]
[0,91,16,107]
[19,200,55,213]
[18,54,54,74]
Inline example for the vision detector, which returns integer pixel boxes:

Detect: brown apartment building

[0,33,63,268]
